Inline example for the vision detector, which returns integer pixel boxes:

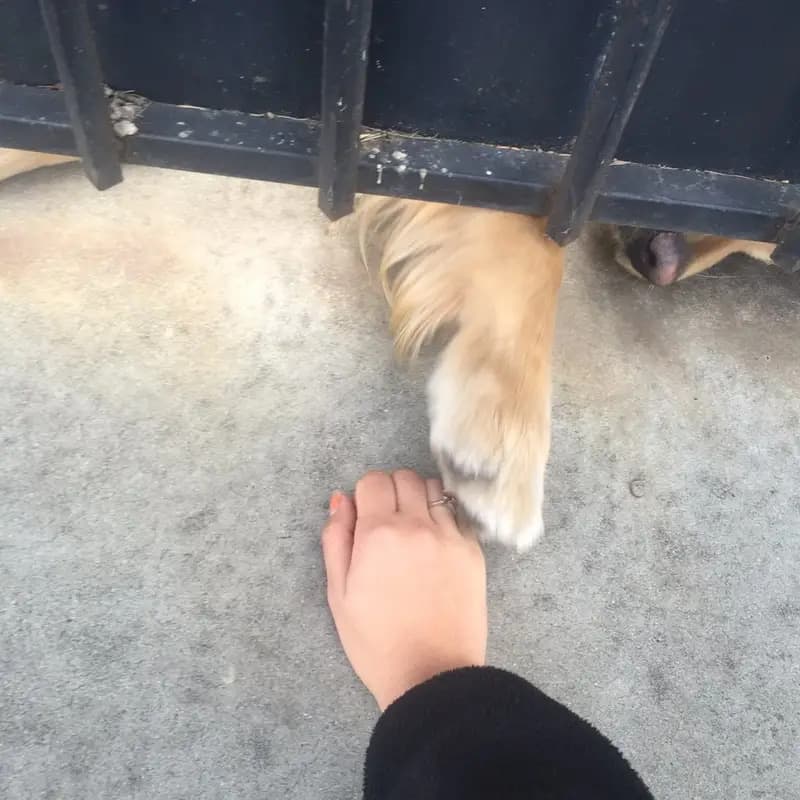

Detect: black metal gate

[2,0,800,269]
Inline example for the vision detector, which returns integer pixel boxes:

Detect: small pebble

[629,478,646,498]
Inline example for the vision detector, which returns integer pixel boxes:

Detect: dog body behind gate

[0,147,77,183]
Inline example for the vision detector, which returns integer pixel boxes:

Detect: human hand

[322,470,487,710]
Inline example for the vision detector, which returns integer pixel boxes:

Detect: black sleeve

[363,666,654,800]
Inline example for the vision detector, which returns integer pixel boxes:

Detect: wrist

[376,656,484,711]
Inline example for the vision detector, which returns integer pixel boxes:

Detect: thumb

[321,491,356,603]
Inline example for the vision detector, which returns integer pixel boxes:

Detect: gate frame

[1,0,799,271]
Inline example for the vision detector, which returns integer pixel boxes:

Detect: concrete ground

[1,164,798,800]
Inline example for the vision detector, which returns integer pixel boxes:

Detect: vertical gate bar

[771,212,800,273]
[318,0,374,220]
[38,0,122,190]
[546,0,675,245]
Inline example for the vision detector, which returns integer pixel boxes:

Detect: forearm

[363,666,653,800]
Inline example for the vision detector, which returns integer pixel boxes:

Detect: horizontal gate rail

[546,0,675,245]
[2,82,796,248]
[317,0,373,220]
[37,0,121,190]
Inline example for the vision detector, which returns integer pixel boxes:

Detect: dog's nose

[625,231,690,286]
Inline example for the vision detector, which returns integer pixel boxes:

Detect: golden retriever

[356,196,778,548]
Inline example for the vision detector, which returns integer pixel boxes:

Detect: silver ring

[428,491,457,510]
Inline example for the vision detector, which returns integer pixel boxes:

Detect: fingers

[355,471,397,517]
[321,491,356,602]
[392,469,430,517]
[425,478,460,533]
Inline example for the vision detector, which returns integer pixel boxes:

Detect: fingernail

[328,492,344,516]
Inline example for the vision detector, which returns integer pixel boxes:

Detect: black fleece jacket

[363,666,654,800]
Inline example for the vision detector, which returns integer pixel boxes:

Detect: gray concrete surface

[1,164,798,800]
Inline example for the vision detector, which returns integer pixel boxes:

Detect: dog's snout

[624,229,691,286]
